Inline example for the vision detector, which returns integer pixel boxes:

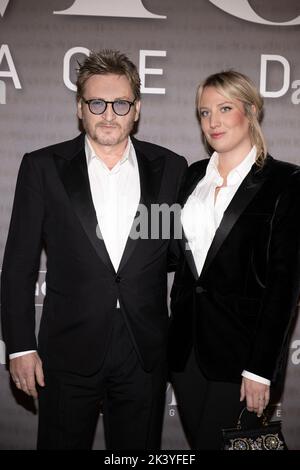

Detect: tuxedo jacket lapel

[58,135,166,274]
[179,160,208,280]
[59,142,115,274]
[118,141,165,272]
[180,232,199,280]
[180,158,270,281]
[200,163,268,278]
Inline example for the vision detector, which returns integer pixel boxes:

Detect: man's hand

[240,377,270,417]
[10,352,45,398]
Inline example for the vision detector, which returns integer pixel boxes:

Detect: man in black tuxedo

[1,49,187,449]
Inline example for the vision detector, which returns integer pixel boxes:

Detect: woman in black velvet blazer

[169,70,300,450]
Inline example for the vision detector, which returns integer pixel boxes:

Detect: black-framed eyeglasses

[82,98,136,116]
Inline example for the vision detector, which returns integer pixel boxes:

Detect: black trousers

[171,349,246,450]
[37,309,167,450]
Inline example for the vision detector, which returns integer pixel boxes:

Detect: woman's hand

[240,377,270,417]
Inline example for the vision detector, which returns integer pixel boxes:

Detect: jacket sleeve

[1,154,44,354]
[246,170,300,382]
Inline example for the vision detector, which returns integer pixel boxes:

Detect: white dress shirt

[86,136,140,273]
[10,136,140,359]
[181,146,270,386]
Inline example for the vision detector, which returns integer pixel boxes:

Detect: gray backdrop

[0,0,299,450]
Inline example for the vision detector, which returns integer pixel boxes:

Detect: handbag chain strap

[236,407,269,430]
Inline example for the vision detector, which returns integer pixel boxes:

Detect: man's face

[77,73,140,151]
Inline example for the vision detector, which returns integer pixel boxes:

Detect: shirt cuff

[9,350,36,359]
[242,370,271,385]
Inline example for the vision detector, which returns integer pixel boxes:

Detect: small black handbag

[222,408,288,450]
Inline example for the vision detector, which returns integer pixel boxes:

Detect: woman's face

[198,86,252,159]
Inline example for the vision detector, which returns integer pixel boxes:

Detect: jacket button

[196,286,206,294]
[115,276,121,283]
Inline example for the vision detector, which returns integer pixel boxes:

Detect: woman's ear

[251,104,257,116]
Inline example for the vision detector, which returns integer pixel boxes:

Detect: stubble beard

[86,120,135,147]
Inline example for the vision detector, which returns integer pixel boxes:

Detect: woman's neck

[217,145,252,180]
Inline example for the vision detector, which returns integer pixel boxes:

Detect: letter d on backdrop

[260,55,290,98]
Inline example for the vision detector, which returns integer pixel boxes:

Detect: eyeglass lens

[88,99,132,116]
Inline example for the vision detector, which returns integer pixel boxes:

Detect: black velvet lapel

[179,160,208,280]
[180,158,271,281]
[118,143,165,273]
[200,163,268,278]
[60,146,116,273]
[180,232,199,280]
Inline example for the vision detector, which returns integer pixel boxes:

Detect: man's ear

[77,99,83,120]
[134,100,141,122]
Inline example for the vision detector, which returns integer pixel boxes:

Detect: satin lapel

[118,147,165,273]
[60,147,115,273]
[200,164,267,278]
[179,232,199,280]
[180,160,208,280]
